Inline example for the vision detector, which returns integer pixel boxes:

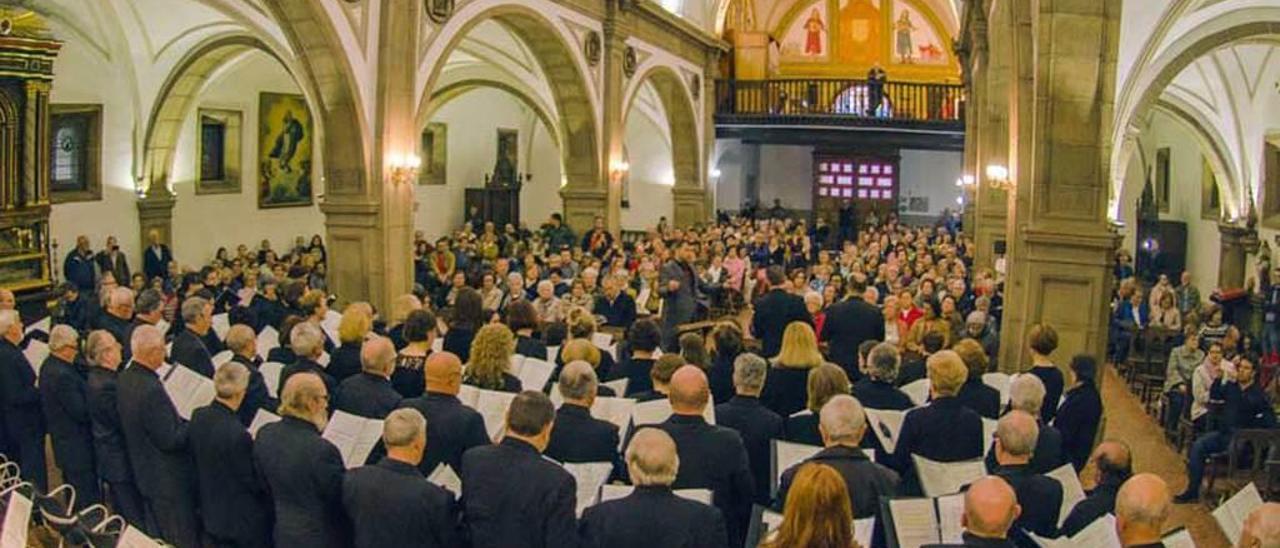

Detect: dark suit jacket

[820,296,884,375]
[39,356,94,473]
[254,415,350,548]
[896,358,927,387]
[279,358,336,401]
[326,345,363,384]
[894,396,983,494]
[189,401,271,545]
[759,365,810,418]
[95,250,130,285]
[87,367,132,483]
[1029,366,1065,425]
[594,292,637,330]
[545,404,621,473]
[659,260,701,330]
[776,445,899,518]
[783,411,822,446]
[751,289,811,358]
[1059,481,1120,537]
[985,421,1064,475]
[653,414,755,546]
[116,362,194,501]
[956,379,1001,419]
[993,464,1062,538]
[334,373,403,420]
[515,335,548,362]
[171,329,215,379]
[100,314,133,361]
[715,395,785,504]
[144,244,173,281]
[397,392,491,475]
[611,357,656,396]
[461,437,580,548]
[343,457,460,548]
[852,379,914,411]
[1054,382,1102,471]
[230,355,277,426]
[580,485,728,548]
[443,327,476,363]
[708,352,737,406]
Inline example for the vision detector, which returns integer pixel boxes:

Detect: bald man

[959,476,1021,546]
[652,365,754,546]
[396,351,489,476]
[334,337,403,420]
[225,323,276,425]
[545,361,622,474]
[1061,440,1133,536]
[991,410,1062,539]
[1239,502,1280,548]
[1115,473,1172,547]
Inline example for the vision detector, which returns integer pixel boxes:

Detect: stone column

[971,8,1010,272]
[729,31,768,81]
[136,193,177,249]
[996,0,1122,371]
[591,6,629,236]
[1218,224,1259,290]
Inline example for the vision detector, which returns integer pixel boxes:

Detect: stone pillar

[319,0,419,313]
[996,0,1122,371]
[593,6,629,236]
[971,8,1010,272]
[729,31,768,81]
[1218,224,1259,290]
[136,192,176,250]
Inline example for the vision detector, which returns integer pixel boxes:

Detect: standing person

[752,265,812,359]
[1060,441,1132,537]
[224,324,276,426]
[40,325,100,508]
[954,476,1021,547]
[715,353,785,505]
[1025,324,1064,424]
[1054,354,1104,472]
[65,235,97,293]
[85,330,147,529]
[170,297,216,378]
[866,64,887,116]
[989,411,1063,539]
[143,229,173,283]
[396,352,490,476]
[545,361,622,475]
[0,310,47,491]
[821,277,884,380]
[659,242,704,351]
[95,235,131,286]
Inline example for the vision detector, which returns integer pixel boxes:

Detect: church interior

[0,0,1278,546]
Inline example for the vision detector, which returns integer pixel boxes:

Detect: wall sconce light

[955,174,976,188]
[610,161,630,180]
[710,168,722,178]
[388,154,421,185]
[985,164,1013,191]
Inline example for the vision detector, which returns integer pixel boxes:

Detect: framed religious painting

[257,92,313,208]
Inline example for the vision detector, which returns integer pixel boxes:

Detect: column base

[561,187,607,235]
[672,186,708,228]
[136,192,177,250]
[319,199,411,314]
[1218,223,1258,290]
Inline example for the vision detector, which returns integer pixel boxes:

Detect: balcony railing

[715,78,966,127]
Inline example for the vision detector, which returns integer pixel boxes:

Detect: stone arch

[1151,98,1238,214]
[622,65,703,223]
[421,79,561,150]
[417,1,601,193]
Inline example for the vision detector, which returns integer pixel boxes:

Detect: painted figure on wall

[804,8,825,55]
[895,10,916,63]
[258,92,313,208]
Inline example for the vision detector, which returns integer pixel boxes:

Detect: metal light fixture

[610,160,630,180]
[955,174,976,188]
[388,154,421,185]
[985,164,1013,191]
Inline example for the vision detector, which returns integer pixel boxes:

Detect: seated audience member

[189,362,272,548]
[612,319,663,396]
[1055,354,1103,472]
[1239,502,1280,548]
[894,350,984,493]
[463,323,523,392]
[897,330,945,387]
[386,294,422,350]
[631,354,686,402]
[985,374,1063,474]
[444,287,484,362]
[593,274,637,330]
[1026,324,1064,424]
[708,324,745,407]
[1059,440,1132,537]
[953,476,1022,547]
[1162,328,1202,433]
[224,324,276,425]
[506,300,548,360]
[327,306,372,382]
[461,391,579,547]
[761,463,858,548]
[784,363,850,446]
[254,372,350,547]
[267,316,302,365]
[953,338,1000,419]
[761,322,826,417]
[40,325,100,509]
[579,428,728,548]
[852,342,915,411]
[561,339,614,396]
[545,361,622,473]
[397,351,490,476]
[990,410,1062,540]
[171,296,216,378]
[715,353,785,505]
[654,366,755,546]
[1116,474,1172,548]
[334,336,403,420]
[342,408,460,548]
[965,311,1000,369]
[1191,342,1229,430]
[776,395,899,523]
[1175,355,1277,502]
[278,322,337,400]
[391,308,435,398]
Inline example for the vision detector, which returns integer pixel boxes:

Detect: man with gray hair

[334,336,403,422]
[580,427,729,547]
[546,360,622,472]
[99,286,135,350]
[40,324,100,507]
[278,321,336,400]
[965,310,1000,367]
[853,342,914,410]
[992,410,1062,540]
[1239,502,1280,548]
[171,296,216,378]
[0,309,46,491]
[123,288,167,362]
[224,324,275,425]
[343,408,460,548]
[985,374,1063,473]
[775,394,898,521]
[189,361,271,547]
[716,352,784,504]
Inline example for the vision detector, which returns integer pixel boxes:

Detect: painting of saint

[804,8,825,55]
[258,93,313,208]
[891,3,949,66]
[781,0,829,61]
[895,10,917,63]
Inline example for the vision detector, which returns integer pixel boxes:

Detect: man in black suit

[750,266,811,358]
[1060,440,1131,537]
[985,374,1063,474]
[852,343,914,410]
[991,410,1062,540]
[894,351,984,494]
[594,275,637,330]
[397,351,490,476]
[775,395,899,520]
[546,361,621,473]
[659,242,705,351]
[334,336,402,420]
[254,372,349,547]
[224,324,276,425]
[461,390,579,548]
[40,325,100,508]
[124,289,166,363]
[95,235,131,286]
[714,353,783,505]
[85,329,147,529]
[820,276,883,377]
[189,362,272,547]
[942,476,1021,548]
[580,427,728,548]
[277,321,336,399]
[99,286,135,353]
[1116,474,1172,548]
[117,325,200,547]
[143,229,173,283]
[343,408,461,548]
[171,296,216,378]
[0,310,47,491]
[654,366,754,546]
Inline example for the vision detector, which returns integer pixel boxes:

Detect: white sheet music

[591,332,613,350]
[901,378,931,407]
[864,408,907,454]
[888,497,940,548]
[1162,528,1194,548]
[1046,464,1086,528]
[115,525,163,548]
[983,372,1013,406]
[546,346,559,363]
[211,313,230,341]
[248,409,282,439]
[598,485,712,505]
[156,319,171,336]
[457,385,517,439]
[22,340,47,378]
[260,362,285,399]
[981,417,997,456]
[1214,482,1264,545]
[428,464,462,496]
[256,326,279,360]
[510,354,525,373]
[0,491,31,548]
[631,398,715,427]
[321,311,341,349]
[23,317,50,336]
[514,357,555,394]
[563,462,613,517]
[1067,514,1121,548]
[431,338,444,353]
[635,288,651,314]
[212,350,235,370]
[913,456,986,497]
[162,365,216,420]
[322,410,384,469]
[772,440,823,490]
[936,492,966,544]
[602,378,628,395]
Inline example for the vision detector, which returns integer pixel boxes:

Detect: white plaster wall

[622,111,675,230]
[169,52,324,268]
[758,145,814,211]
[418,87,563,239]
[712,139,748,212]
[899,149,964,217]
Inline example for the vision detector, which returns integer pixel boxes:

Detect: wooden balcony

[715,78,966,130]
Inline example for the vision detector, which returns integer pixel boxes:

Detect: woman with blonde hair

[560,338,617,397]
[386,293,421,350]
[761,463,860,548]
[562,306,616,377]
[327,304,372,382]
[784,363,850,446]
[462,323,522,393]
[762,322,826,416]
